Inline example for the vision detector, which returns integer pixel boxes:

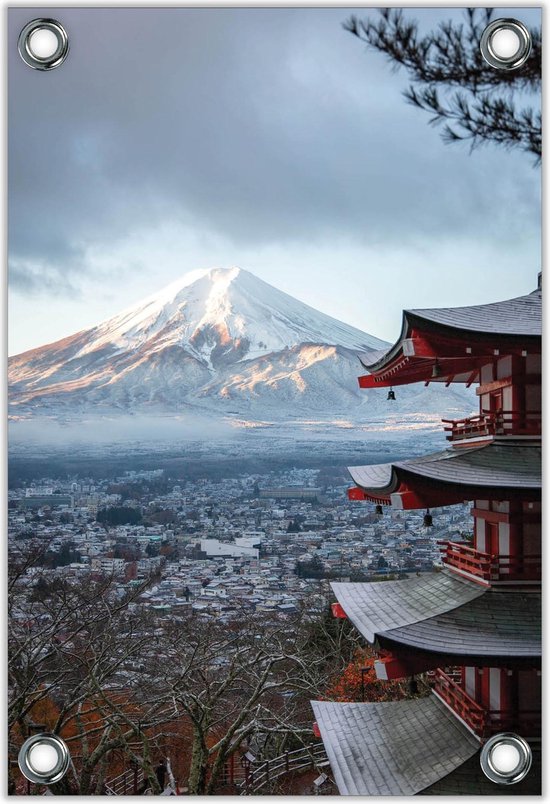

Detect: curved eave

[379,591,541,661]
[359,290,541,387]
[349,443,541,508]
[332,572,484,644]
[333,579,540,661]
[359,356,482,388]
[311,696,479,796]
[348,461,397,496]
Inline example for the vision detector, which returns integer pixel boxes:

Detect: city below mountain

[8,267,475,434]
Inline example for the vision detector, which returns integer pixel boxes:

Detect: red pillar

[500,669,516,730]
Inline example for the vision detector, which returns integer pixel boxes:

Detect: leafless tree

[9,547,356,795]
[9,544,168,794]
[135,598,359,794]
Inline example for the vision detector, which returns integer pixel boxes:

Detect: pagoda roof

[358,287,541,387]
[311,696,479,795]
[332,576,541,660]
[348,441,541,507]
[420,746,541,795]
[332,572,482,643]
[405,288,541,338]
[383,592,540,659]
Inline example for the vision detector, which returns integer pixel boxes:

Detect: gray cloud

[8,7,541,296]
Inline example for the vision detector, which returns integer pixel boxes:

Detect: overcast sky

[8,6,541,355]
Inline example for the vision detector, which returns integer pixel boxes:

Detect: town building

[259,487,322,500]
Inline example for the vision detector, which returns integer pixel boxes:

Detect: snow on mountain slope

[8,266,475,425]
[69,266,386,364]
[193,342,473,419]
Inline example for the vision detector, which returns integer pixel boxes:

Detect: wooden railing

[103,745,328,795]
[485,710,541,736]
[439,541,492,580]
[434,669,486,735]
[104,766,144,795]
[443,410,541,442]
[439,541,541,582]
[433,670,540,738]
[442,414,494,441]
[239,743,329,795]
[494,554,542,581]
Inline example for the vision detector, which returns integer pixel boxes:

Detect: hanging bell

[423,509,433,527]
[431,361,442,379]
[387,388,396,401]
[375,504,383,516]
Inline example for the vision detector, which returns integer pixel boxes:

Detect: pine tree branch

[344,8,541,160]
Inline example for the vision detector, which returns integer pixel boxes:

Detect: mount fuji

[8,267,475,430]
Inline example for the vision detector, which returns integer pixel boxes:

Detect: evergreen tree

[97,506,142,526]
[345,8,541,160]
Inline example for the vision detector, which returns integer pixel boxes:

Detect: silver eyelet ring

[18,19,69,71]
[480,733,532,785]
[18,733,71,785]
[480,19,532,71]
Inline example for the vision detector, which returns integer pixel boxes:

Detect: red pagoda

[312,280,541,794]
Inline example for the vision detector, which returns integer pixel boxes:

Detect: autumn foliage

[325,648,411,703]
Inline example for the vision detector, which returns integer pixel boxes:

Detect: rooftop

[332,572,482,643]
[405,287,542,338]
[333,574,541,661]
[359,287,541,387]
[311,695,479,795]
[349,441,541,508]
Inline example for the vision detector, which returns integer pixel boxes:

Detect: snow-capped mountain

[8,267,474,426]
[76,266,387,364]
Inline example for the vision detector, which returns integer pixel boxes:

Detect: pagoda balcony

[439,541,541,583]
[433,669,541,739]
[433,669,486,735]
[443,410,541,442]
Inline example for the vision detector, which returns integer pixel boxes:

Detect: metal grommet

[480,733,532,785]
[18,19,69,71]
[480,18,532,71]
[18,733,71,785]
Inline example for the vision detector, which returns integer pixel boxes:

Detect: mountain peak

[9,266,394,419]
[119,265,242,314]
[73,266,387,365]
[9,266,477,426]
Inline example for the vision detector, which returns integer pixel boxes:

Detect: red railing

[434,669,486,734]
[433,670,541,738]
[485,710,541,737]
[439,541,541,582]
[442,414,493,441]
[439,541,492,580]
[443,410,541,442]
[494,554,542,581]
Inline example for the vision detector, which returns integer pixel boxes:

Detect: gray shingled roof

[348,460,397,491]
[311,696,479,795]
[360,288,541,374]
[349,442,541,494]
[409,288,541,337]
[420,747,541,795]
[333,577,541,658]
[384,590,541,659]
[332,572,484,644]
